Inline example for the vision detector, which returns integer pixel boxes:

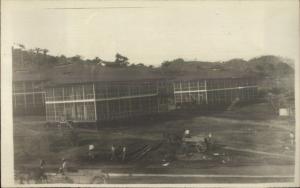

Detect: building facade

[44,77,258,123]
[173,77,257,106]
[13,80,46,115]
[45,80,169,122]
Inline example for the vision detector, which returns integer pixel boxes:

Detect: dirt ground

[13,102,296,184]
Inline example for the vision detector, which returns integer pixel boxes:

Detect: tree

[71,55,82,63]
[42,49,49,56]
[35,48,41,54]
[115,53,129,67]
[92,57,104,66]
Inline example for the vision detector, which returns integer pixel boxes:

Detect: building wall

[44,78,258,123]
[94,82,161,120]
[45,81,165,122]
[45,84,96,122]
[173,78,257,107]
[95,82,163,120]
[13,81,45,115]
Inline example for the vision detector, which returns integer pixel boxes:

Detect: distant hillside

[161,56,294,79]
[12,47,294,89]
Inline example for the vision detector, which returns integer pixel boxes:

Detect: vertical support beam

[53,88,57,121]
[230,79,233,101]
[118,85,121,117]
[82,85,86,121]
[23,82,27,110]
[188,81,191,103]
[180,81,183,104]
[128,84,132,116]
[32,81,35,106]
[92,83,98,121]
[173,82,176,106]
[224,79,227,104]
[62,87,66,120]
[71,86,75,120]
[204,80,208,104]
[197,80,200,104]
[105,84,110,120]
[45,99,48,122]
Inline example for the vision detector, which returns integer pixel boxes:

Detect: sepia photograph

[1,0,299,187]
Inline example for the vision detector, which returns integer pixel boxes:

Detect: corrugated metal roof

[13,63,255,85]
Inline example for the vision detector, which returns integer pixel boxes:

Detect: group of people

[37,158,68,180]
[110,145,127,162]
[182,129,214,153]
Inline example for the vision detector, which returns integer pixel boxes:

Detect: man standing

[110,145,116,161]
[88,144,95,160]
[58,158,67,175]
[122,146,127,162]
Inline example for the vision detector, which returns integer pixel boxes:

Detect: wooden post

[62,87,67,120]
[32,81,35,106]
[197,80,200,104]
[71,86,75,120]
[82,85,86,121]
[45,89,48,122]
[204,80,208,104]
[118,85,121,116]
[180,81,183,104]
[128,84,132,116]
[173,82,176,106]
[53,88,57,121]
[105,84,110,120]
[23,82,27,110]
[188,81,191,103]
[93,83,98,121]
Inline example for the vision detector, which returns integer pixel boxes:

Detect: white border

[1,0,299,187]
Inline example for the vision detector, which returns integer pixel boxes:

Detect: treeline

[12,45,153,69]
[12,45,294,80]
[161,56,294,78]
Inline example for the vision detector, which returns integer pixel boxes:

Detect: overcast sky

[3,0,299,66]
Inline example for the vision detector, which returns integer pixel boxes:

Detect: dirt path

[195,116,294,131]
[224,146,294,159]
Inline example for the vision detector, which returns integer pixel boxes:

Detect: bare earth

[13,103,295,184]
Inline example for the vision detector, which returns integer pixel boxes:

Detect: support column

[128,84,132,116]
[32,81,35,106]
[118,85,121,117]
[173,82,176,106]
[23,82,27,110]
[82,85,86,121]
[105,84,110,120]
[188,81,191,103]
[53,88,57,121]
[62,87,66,119]
[204,80,208,104]
[71,86,75,120]
[93,83,98,121]
[197,80,200,104]
[180,81,183,104]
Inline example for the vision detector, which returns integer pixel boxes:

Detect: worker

[40,159,46,169]
[110,145,116,161]
[183,129,191,138]
[204,137,210,152]
[58,158,67,175]
[38,159,47,183]
[122,146,127,161]
[88,144,95,160]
